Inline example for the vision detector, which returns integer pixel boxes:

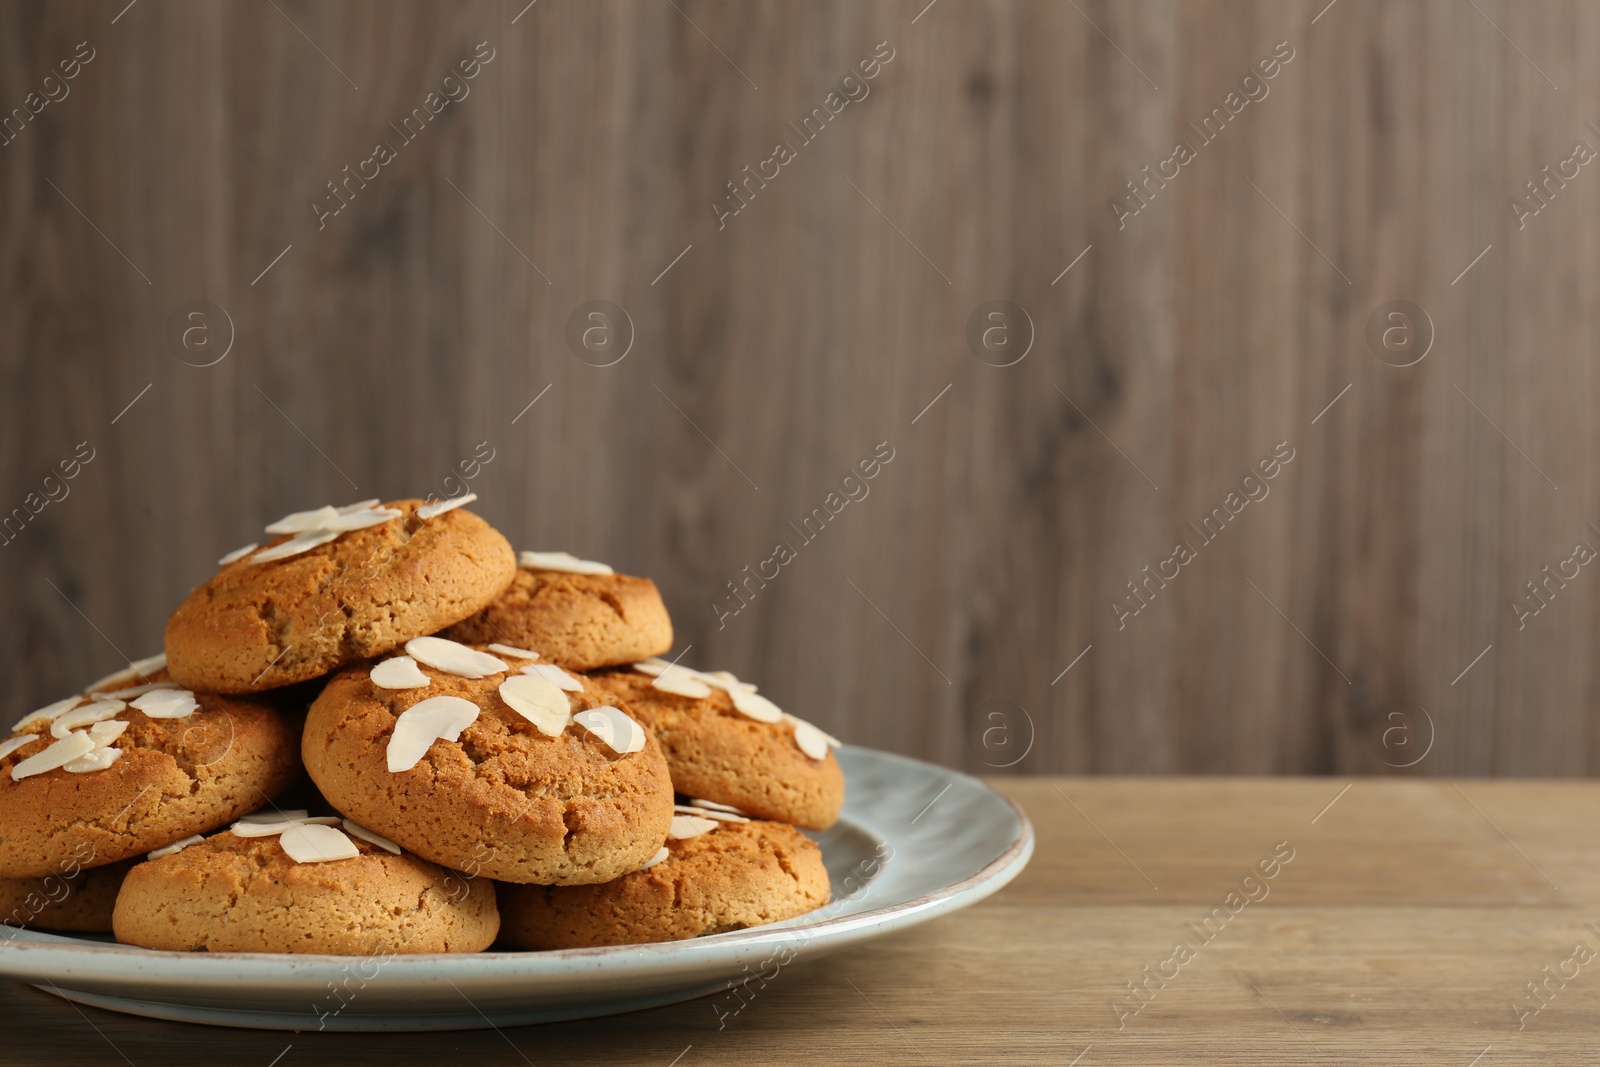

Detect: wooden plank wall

[0,0,1593,776]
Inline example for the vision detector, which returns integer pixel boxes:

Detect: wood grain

[5,778,1599,1064]
[1,0,1596,775]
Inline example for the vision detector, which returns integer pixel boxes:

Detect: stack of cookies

[0,498,842,954]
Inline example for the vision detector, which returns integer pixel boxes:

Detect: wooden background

[1,0,1595,776]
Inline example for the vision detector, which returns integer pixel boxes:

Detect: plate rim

[0,747,1034,982]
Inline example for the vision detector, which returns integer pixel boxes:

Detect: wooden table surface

[4,777,1597,1065]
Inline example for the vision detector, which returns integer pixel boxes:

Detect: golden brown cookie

[0,680,300,878]
[0,858,136,934]
[302,641,674,885]
[112,822,498,954]
[165,498,517,694]
[498,818,830,948]
[442,555,671,670]
[587,667,844,830]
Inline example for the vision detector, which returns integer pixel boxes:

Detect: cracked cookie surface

[442,568,671,670]
[112,830,498,953]
[302,656,674,885]
[164,499,517,694]
[0,692,300,878]
[497,819,830,948]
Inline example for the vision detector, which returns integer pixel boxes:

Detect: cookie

[442,551,671,670]
[112,815,498,954]
[302,639,674,884]
[0,858,137,934]
[0,675,301,878]
[497,816,830,948]
[165,497,517,694]
[587,664,844,830]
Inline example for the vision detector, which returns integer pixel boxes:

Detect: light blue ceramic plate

[0,746,1032,1031]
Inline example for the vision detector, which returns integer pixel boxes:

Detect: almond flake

[337,499,381,514]
[63,747,122,773]
[521,662,582,691]
[702,670,757,693]
[238,809,309,824]
[790,718,830,760]
[12,733,96,780]
[280,823,361,864]
[89,720,129,747]
[651,668,712,699]
[342,820,402,855]
[518,550,614,575]
[230,815,341,837]
[322,506,403,532]
[730,689,784,723]
[416,493,478,520]
[0,735,37,761]
[131,688,199,720]
[50,701,126,738]
[487,643,540,661]
[84,667,138,694]
[405,637,507,679]
[690,811,750,824]
[693,810,748,824]
[252,529,340,563]
[370,656,430,690]
[149,834,204,859]
[668,814,719,839]
[387,695,479,772]
[631,659,670,677]
[84,653,164,695]
[264,505,340,534]
[229,820,297,839]
[638,846,670,870]
[688,798,748,815]
[218,543,257,566]
[673,804,748,823]
[96,681,180,700]
[498,674,572,737]
[13,696,83,733]
[782,713,841,748]
[572,706,647,754]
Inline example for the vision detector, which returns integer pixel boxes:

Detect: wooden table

[3,779,1595,1065]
